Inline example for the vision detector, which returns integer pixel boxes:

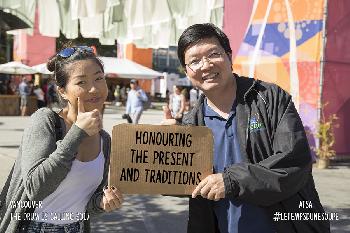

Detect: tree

[314,105,338,169]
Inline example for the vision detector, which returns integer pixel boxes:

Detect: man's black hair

[177,23,232,68]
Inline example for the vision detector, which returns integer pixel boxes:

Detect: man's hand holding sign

[192,173,225,201]
[161,105,225,201]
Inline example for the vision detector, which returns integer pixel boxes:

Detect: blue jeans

[131,108,143,124]
[24,220,84,233]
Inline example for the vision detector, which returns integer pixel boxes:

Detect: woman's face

[59,59,108,112]
[174,87,181,95]
[173,86,180,94]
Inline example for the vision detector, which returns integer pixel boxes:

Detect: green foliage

[56,33,117,57]
[314,112,338,160]
[177,65,186,75]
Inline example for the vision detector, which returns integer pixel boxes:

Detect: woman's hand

[100,186,124,212]
[75,97,102,136]
[161,105,177,125]
[174,112,183,119]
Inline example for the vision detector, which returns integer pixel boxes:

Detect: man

[18,77,30,116]
[125,79,148,124]
[164,23,330,233]
[46,79,57,108]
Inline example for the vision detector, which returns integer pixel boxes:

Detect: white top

[33,88,45,101]
[171,93,182,117]
[34,138,105,224]
[189,88,198,102]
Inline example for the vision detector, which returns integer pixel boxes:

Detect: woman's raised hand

[75,97,102,136]
[161,105,177,125]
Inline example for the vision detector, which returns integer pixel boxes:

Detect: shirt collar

[203,98,237,118]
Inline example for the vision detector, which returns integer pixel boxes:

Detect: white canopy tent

[0,61,36,74]
[99,57,163,79]
[31,57,163,79]
[31,63,52,74]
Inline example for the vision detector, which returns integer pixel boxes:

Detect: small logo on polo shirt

[249,113,265,131]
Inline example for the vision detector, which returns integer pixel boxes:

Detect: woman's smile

[85,97,102,103]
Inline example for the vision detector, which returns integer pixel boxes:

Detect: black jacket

[182,75,330,233]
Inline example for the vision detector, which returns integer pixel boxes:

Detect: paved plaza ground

[0,105,349,232]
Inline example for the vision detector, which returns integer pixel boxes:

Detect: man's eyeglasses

[186,52,224,72]
[57,46,94,58]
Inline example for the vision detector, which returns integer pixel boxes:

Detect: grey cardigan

[0,108,111,233]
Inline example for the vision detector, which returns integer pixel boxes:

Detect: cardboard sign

[109,124,213,195]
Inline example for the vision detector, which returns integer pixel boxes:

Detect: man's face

[130,83,136,90]
[184,37,233,93]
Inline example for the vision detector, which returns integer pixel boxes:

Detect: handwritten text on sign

[109,124,213,195]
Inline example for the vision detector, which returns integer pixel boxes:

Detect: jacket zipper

[244,90,251,149]
[246,115,250,143]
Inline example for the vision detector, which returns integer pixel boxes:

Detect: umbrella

[32,63,53,74]
[0,9,30,31]
[0,61,36,74]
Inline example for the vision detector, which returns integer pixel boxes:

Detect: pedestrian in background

[189,86,201,109]
[33,85,46,109]
[114,84,122,106]
[0,45,123,233]
[46,79,57,109]
[169,85,185,120]
[125,79,148,124]
[18,77,30,116]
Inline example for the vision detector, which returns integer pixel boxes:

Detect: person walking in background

[114,85,122,106]
[181,87,191,112]
[18,77,30,116]
[47,79,57,108]
[33,85,46,109]
[120,85,126,105]
[125,79,148,124]
[169,85,185,120]
[189,86,201,109]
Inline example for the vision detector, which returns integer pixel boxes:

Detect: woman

[169,85,185,120]
[0,46,123,233]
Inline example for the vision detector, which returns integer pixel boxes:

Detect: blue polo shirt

[203,99,274,233]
